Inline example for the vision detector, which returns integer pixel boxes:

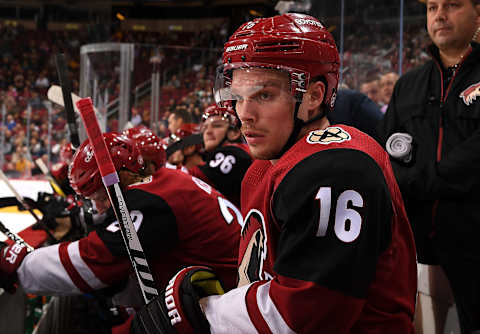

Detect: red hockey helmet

[123,127,166,169]
[170,123,200,142]
[60,143,74,164]
[166,124,203,158]
[214,13,339,111]
[69,132,145,197]
[122,125,152,138]
[201,104,237,129]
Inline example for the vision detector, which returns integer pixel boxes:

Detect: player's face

[144,161,157,175]
[202,116,229,152]
[168,149,184,166]
[168,114,181,134]
[232,68,295,160]
[89,188,110,214]
[427,0,479,51]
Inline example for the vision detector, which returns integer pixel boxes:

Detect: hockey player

[122,126,166,174]
[50,142,76,196]
[0,132,242,330]
[131,13,417,334]
[166,124,204,170]
[189,104,252,207]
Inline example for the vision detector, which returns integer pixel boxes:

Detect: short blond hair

[420,0,479,4]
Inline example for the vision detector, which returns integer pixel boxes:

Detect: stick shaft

[0,170,41,222]
[55,54,80,148]
[0,170,56,240]
[0,220,34,252]
[76,97,158,304]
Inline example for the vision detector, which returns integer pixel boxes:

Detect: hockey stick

[47,85,100,115]
[0,220,34,252]
[34,158,67,198]
[76,97,158,304]
[0,170,56,240]
[55,54,80,149]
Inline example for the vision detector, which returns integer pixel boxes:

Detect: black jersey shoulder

[272,148,393,298]
[96,188,178,257]
[199,145,252,199]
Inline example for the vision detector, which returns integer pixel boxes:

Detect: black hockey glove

[33,192,69,230]
[130,266,224,334]
[0,241,28,293]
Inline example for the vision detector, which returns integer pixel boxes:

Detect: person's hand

[130,266,225,334]
[0,241,28,293]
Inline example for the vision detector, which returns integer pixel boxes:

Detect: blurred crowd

[0,17,430,178]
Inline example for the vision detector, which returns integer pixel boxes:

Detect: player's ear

[299,80,326,121]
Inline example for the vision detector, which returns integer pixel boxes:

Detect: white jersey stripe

[17,244,83,295]
[256,281,296,334]
[68,241,108,290]
[203,283,259,334]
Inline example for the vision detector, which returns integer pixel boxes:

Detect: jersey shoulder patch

[306,126,351,145]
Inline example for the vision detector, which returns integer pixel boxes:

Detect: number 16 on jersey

[315,187,364,243]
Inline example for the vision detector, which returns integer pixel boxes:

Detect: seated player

[0,132,242,332]
[189,104,252,207]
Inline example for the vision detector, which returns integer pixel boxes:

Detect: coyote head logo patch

[460,82,480,106]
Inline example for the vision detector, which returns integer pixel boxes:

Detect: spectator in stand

[379,72,399,113]
[5,113,16,131]
[129,107,143,127]
[378,0,480,332]
[11,145,33,177]
[167,74,181,88]
[191,105,202,123]
[34,70,50,89]
[2,128,13,155]
[29,137,45,159]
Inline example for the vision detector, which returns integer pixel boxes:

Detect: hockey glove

[130,266,225,334]
[0,241,28,293]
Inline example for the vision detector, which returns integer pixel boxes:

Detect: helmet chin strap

[273,102,327,159]
[232,99,326,160]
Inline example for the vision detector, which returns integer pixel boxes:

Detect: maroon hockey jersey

[189,143,252,208]
[201,125,417,333]
[17,167,242,300]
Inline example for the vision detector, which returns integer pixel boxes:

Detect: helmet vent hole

[255,41,300,53]
[236,31,253,37]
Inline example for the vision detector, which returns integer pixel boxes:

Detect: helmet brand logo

[85,149,94,163]
[226,44,248,53]
[242,21,257,30]
[292,72,307,92]
[295,19,324,28]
